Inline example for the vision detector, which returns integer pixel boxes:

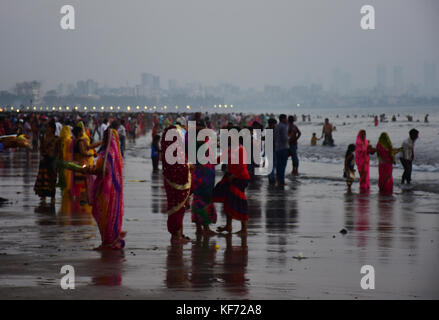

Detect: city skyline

[2,61,437,98]
[1,1,438,92]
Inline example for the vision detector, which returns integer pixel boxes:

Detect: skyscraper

[376,64,387,93]
[423,62,437,96]
[393,66,403,95]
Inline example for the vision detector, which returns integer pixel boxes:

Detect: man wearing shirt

[273,114,289,187]
[118,119,127,158]
[100,118,109,140]
[400,129,419,185]
[288,115,302,175]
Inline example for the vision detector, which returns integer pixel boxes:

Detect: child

[151,134,161,171]
[344,144,356,191]
[311,132,320,146]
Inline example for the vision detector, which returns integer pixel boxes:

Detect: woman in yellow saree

[77,121,96,167]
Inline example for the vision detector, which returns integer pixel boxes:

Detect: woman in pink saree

[376,132,400,195]
[86,128,125,250]
[355,130,375,192]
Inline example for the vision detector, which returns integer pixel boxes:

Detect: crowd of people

[0,110,422,248]
[0,112,148,250]
[344,128,419,194]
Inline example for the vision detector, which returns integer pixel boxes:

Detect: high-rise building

[141,73,154,87]
[14,81,42,102]
[393,66,404,95]
[141,73,160,89]
[139,73,160,97]
[423,62,437,96]
[331,67,351,95]
[376,64,387,93]
[168,79,178,91]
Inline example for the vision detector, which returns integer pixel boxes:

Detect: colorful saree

[88,129,125,249]
[34,133,59,198]
[191,161,216,226]
[355,130,370,191]
[376,132,396,195]
[213,146,250,222]
[77,121,95,167]
[57,126,74,195]
[161,125,191,236]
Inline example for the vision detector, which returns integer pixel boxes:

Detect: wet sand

[0,136,438,300]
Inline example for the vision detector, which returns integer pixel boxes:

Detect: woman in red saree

[86,128,125,250]
[376,132,400,195]
[355,130,375,192]
[213,135,250,235]
[161,125,192,244]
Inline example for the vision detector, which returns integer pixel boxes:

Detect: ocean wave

[300,156,439,173]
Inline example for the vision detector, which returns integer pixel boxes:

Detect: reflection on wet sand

[57,192,94,226]
[91,250,125,286]
[150,171,165,215]
[1,132,439,299]
[164,233,249,295]
[399,192,418,264]
[220,234,248,295]
[355,193,370,249]
[246,179,263,229]
[377,195,395,261]
[166,243,190,289]
[190,235,217,289]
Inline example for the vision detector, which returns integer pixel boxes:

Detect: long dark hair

[345,144,355,158]
[98,128,111,153]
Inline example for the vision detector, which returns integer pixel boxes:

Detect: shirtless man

[321,118,334,146]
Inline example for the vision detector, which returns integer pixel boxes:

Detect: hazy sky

[0,0,438,91]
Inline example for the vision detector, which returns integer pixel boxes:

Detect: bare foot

[216,225,232,233]
[171,236,190,244]
[93,245,111,251]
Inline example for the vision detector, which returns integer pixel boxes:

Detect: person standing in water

[310,133,320,146]
[321,118,334,146]
[288,115,301,175]
[376,132,401,195]
[344,144,356,192]
[400,129,419,185]
[355,130,376,192]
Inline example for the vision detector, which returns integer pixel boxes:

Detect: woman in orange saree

[161,125,192,244]
[376,132,400,195]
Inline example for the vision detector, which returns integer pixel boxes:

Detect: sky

[0,0,438,91]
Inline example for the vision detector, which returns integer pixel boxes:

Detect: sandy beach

[0,130,438,300]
